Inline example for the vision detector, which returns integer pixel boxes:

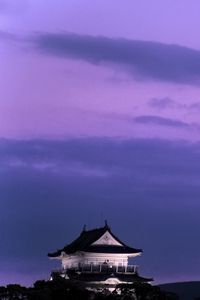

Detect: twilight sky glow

[1,0,200,286]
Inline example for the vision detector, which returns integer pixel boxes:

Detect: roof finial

[82,224,86,232]
[104,219,109,228]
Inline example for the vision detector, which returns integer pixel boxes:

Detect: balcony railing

[53,264,138,275]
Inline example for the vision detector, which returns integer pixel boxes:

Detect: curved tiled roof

[48,224,142,257]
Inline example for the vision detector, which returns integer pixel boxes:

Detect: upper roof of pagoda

[48,222,142,257]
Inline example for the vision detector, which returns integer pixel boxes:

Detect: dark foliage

[0,278,179,300]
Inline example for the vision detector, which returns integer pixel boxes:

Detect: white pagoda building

[48,222,152,289]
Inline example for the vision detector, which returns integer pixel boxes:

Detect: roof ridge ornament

[82,224,87,232]
[104,219,110,229]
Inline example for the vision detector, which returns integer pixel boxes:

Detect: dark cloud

[0,30,17,41]
[33,32,200,85]
[134,115,189,128]
[148,98,200,112]
[1,138,200,285]
[189,102,200,111]
[148,97,176,109]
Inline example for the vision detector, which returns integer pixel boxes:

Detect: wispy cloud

[148,97,177,110]
[189,102,200,111]
[31,32,200,85]
[148,97,200,113]
[134,115,189,128]
[0,139,113,177]
[1,138,200,184]
[0,30,17,40]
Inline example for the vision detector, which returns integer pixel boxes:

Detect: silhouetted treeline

[0,276,179,300]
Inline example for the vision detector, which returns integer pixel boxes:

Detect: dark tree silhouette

[0,278,179,300]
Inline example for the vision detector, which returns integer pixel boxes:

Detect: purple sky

[1,0,200,286]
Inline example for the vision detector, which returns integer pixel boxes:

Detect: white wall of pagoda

[61,251,140,269]
[81,252,129,267]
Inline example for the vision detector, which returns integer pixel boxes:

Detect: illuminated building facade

[48,222,152,290]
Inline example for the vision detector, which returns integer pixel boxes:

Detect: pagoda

[48,221,152,290]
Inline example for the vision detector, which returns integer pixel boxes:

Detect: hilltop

[160,281,200,300]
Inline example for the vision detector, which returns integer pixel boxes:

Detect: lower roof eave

[82,250,142,256]
[67,271,153,283]
[48,253,62,259]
